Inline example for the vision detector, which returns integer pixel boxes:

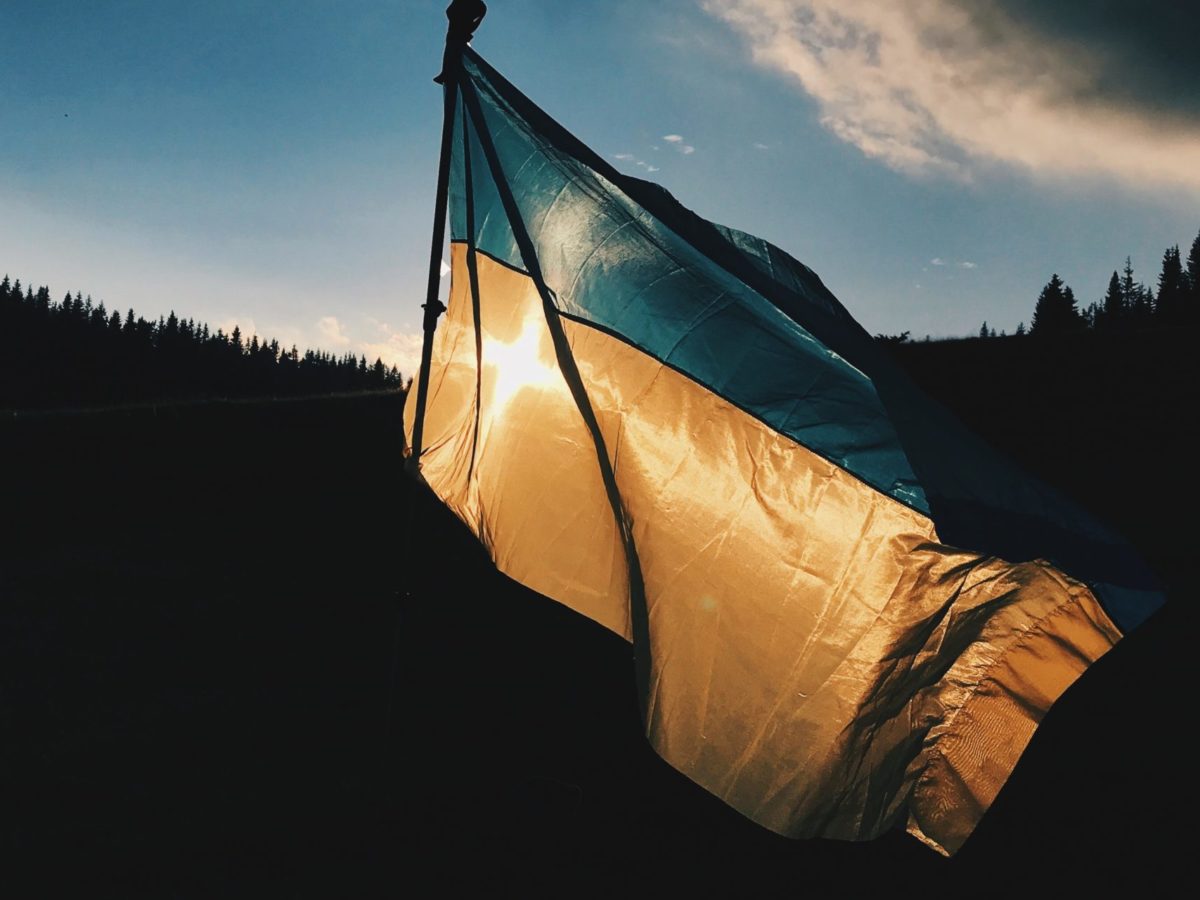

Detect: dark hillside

[892,330,1198,587]
[0,333,1189,894]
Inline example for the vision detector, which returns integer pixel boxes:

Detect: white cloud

[317,315,352,347]
[703,0,1200,190]
[660,134,697,155]
[930,258,946,266]
[614,153,635,160]
[959,261,978,269]
[753,142,769,150]
[360,323,423,379]
[646,165,660,173]
[306,315,423,377]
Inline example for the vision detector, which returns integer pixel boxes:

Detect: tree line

[0,275,405,409]
[1005,227,1200,338]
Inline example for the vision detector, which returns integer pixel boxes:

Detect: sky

[2,0,1197,376]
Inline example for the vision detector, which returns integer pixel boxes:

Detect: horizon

[3,1,1197,376]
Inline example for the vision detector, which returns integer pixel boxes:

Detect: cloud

[930,258,946,267]
[753,142,769,150]
[662,134,697,155]
[617,153,659,172]
[317,315,351,347]
[959,261,978,269]
[312,315,422,377]
[360,323,423,379]
[703,0,1200,190]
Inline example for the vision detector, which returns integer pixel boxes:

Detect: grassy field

[1,333,1192,895]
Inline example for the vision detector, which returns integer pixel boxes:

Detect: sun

[482,304,566,416]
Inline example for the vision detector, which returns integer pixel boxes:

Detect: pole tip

[446,0,487,44]
[434,0,487,83]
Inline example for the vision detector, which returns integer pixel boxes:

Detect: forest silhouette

[885,226,1200,342]
[0,276,403,410]
[1022,228,1199,336]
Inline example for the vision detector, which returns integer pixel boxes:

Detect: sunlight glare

[483,306,565,416]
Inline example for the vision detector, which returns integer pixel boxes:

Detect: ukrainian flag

[404,46,1163,855]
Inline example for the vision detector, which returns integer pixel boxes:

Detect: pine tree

[978,321,989,339]
[1186,228,1200,322]
[1121,258,1152,326]
[1015,321,1026,336]
[1101,270,1124,330]
[1063,285,1078,325]
[1186,229,1200,293]
[1155,245,1186,323]
[1031,274,1081,335]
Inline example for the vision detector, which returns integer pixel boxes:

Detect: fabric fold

[403,44,1161,855]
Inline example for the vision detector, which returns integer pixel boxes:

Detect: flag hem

[904,576,1122,855]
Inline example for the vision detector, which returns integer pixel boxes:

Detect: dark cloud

[960,0,1200,118]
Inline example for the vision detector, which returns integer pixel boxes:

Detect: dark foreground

[1,335,1194,896]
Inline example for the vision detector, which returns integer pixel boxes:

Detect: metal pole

[407,0,487,476]
[390,0,487,742]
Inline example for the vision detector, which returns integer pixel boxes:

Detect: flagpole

[390,1,487,741]
[407,0,487,475]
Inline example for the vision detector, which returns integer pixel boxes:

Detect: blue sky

[3,0,1197,374]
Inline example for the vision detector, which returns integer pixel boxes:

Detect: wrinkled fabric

[451,52,925,512]
[447,47,1163,633]
[406,247,1122,855]
[404,45,1163,855]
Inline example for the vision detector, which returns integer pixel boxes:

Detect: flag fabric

[404,46,1163,855]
